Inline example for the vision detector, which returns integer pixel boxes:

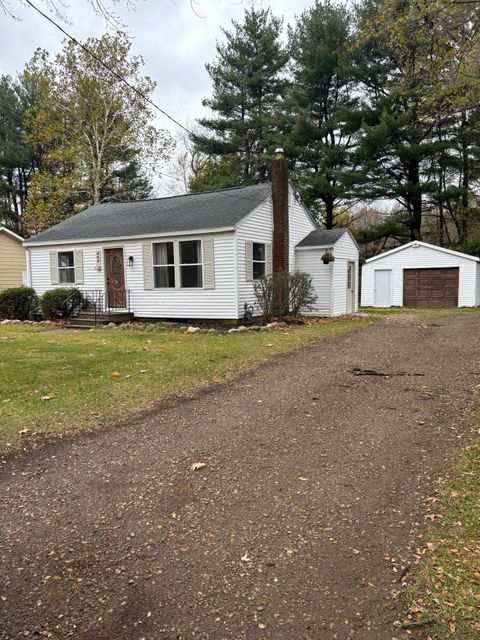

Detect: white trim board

[0,226,24,243]
[366,240,480,264]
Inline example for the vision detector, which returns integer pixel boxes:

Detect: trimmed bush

[0,287,38,320]
[40,288,83,320]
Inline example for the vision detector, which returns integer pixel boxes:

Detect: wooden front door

[403,267,459,307]
[105,248,126,309]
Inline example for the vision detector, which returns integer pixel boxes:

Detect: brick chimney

[271,148,289,273]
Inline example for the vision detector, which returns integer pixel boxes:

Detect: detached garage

[361,241,480,308]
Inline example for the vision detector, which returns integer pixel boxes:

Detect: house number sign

[112,256,122,286]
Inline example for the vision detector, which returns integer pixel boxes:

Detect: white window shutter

[265,243,272,275]
[203,237,215,289]
[74,250,83,284]
[142,243,153,290]
[245,240,253,281]
[50,252,59,285]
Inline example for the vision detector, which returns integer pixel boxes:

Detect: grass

[404,428,480,639]
[0,316,377,450]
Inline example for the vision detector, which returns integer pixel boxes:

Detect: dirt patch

[1,311,479,640]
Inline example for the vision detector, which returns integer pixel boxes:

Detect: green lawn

[404,431,480,638]
[0,316,376,449]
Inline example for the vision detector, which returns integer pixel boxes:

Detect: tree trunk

[325,197,334,230]
[407,161,422,240]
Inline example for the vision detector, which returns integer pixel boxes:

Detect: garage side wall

[361,245,478,307]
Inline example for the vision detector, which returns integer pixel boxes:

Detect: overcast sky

[0,0,313,135]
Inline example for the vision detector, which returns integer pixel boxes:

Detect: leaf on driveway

[191,462,207,471]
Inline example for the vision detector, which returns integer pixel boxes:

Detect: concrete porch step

[68,311,134,328]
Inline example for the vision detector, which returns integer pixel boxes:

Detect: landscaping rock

[260,326,268,331]
[236,325,248,332]
[248,325,261,331]
[266,321,287,329]
[228,328,237,334]
[207,328,216,334]
[0,319,11,325]
[186,326,200,334]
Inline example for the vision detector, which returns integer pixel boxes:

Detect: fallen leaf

[298,477,308,482]
[111,371,121,377]
[241,553,252,562]
[258,623,266,629]
[18,428,29,435]
[191,462,207,471]
[41,395,53,401]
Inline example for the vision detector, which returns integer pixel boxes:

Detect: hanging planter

[322,250,335,264]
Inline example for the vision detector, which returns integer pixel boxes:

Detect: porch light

[128,255,134,267]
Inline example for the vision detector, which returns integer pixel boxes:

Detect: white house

[361,240,480,308]
[24,154,359,323]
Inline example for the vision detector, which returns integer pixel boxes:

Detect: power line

[23,0,194,136]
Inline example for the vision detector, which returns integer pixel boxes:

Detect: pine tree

[282,0,359,228]
[193,7,289,189]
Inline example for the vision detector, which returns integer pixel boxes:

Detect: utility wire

[23,0,194,136]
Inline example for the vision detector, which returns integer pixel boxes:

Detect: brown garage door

[403,267,459,307]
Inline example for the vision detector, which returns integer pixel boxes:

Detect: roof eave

[0,226,24,243]
[24,225,236,247]
[365,240,480,263]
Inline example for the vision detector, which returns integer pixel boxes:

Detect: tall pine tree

[282,0,359,228]
[193,7,289,190]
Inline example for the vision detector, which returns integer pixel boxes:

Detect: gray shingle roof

[26,183,272,244]
[295,228,348,248]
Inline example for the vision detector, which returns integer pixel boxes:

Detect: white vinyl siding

[332,233,360,315]
[236,198,273,316]
[475,263,480,306]
[361,243,478,307]
[294,248,333,316]
[288,189,317,269]
[29,232,237,319]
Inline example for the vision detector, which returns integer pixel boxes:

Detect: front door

[105,248,126,309]
[374,269,392,307]
[346,262,355,314]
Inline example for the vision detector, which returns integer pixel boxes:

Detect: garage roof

[365,241,480,263]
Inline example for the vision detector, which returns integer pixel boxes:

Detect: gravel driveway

[1,311,479,640]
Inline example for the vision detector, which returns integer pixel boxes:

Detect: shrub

[253,270,317,320]
[289,271,318,315]
[0,287,38,320]
[40,288,83,320]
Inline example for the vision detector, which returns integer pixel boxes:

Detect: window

[253,242,266,279]
[153,242,175,288]
[58,251,75,283]
[180,240,202,288]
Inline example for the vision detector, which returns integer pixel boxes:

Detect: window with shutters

[58,251,75,283]
[180,240,203,288]
[252,243,266,279]
[153,241,175,288]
